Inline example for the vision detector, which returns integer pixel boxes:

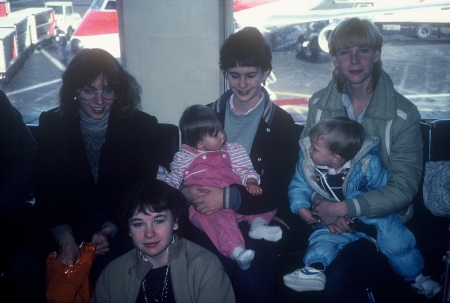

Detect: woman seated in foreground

[92,179,236,303]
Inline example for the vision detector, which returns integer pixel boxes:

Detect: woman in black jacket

[10,48,159,303]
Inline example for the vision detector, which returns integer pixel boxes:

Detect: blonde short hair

[328,18,383,93]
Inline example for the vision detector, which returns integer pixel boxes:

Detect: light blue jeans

[304,213,424,281]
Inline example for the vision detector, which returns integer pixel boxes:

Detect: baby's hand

[246,182,263,195]
[297,208,320,225]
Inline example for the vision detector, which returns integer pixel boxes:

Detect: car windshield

[105,1,116,10]
[46,6,63,15]
[90,0,106,10]
[90,0,116,10]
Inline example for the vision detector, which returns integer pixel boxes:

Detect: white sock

[232,247,255,271]
[248,218,282,242]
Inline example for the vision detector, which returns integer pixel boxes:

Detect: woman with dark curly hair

[8,48,159,303]
[57,48,142,118]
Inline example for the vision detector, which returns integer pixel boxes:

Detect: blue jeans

[304,213,424,281]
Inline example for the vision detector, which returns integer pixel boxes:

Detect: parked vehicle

[337,0,450,39]
[70,0,119,58]
[71,0,284,59]
[0,2,54,82]
[44,1,81,38]
[10,7,54,48]
[0,14,28,56]
[371,5,450,39]
[0,27,17,81]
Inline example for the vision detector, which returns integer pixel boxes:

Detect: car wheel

[296,36,307,58]
[415,24,433,39]
[66,27,74,39]
[308,35,320,58]
[3,73,10,84]
[70,39,83,55]
[297,34,320,59]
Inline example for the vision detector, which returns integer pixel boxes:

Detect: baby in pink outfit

[165,104,282,270]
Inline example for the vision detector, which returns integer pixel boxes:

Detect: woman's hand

[312,198,348,225]
[326,217,355,234]
[184,185,224,216]
[181,185,209,202]
[57,232,80,266]
[91,226,113,255]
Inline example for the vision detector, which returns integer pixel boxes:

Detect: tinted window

[105,1,117,10]
[234,1,450,122]
[3,0,450,125]
[91,0,105,10]
[47,6,63,15]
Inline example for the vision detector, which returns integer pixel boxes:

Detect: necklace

[141,263,170,303]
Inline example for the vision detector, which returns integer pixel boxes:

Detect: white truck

[10,7,55,48]
[372,5,450,39]
[44,1,81,37]
[0,27,18,81]
[336,0,450,39]
[0,3,54,82]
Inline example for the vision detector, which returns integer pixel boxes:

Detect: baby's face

[309,136,334,167]
[196,130,226,151]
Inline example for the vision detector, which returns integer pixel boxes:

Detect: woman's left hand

[327,217,355,234]
[312,198,348,226]
[91,227,112,255]
[191,185,223,216]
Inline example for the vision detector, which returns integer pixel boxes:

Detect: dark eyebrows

[130,213,167,222]
[129,218,142,223]
[229,72,258,77]
[153,214,167,219]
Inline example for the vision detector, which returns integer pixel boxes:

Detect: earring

[172,235,175,243]
[74,96,77,100]
[129,233,131,237]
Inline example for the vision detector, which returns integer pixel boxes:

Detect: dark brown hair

[310,117,365,162]
[220,27,272,74]
[121,179,188,236]
[58,48,141,117]
[179,104,223,148]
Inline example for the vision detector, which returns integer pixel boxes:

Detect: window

[234,0,450,122]
[2,0,449,125]
[4,1,116,124]
[91,0,106,10]
[47,6,63,15]
[105,1,117,10]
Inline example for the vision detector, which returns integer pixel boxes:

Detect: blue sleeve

[365,156,388,191]
[288,153,314,214]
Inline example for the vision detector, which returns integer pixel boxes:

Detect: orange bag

[46,242,96,303]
